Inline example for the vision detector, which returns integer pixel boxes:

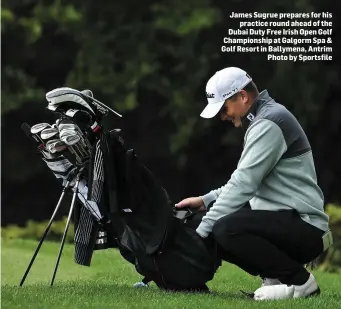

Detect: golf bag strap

[124,150,174,255]
[103,131,120,215]
[73,202,99,266]
[87,132,117,217]
[101,131,125,236]
[87,142,96,200]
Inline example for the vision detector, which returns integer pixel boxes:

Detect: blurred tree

[1,0,341,226]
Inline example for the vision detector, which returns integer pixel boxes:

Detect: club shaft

[81,92,122,117]
[69,146,82,164]
[19,182,70,287]
[50,177,80,286]
[75,142,87,157]
[73,127,92,156]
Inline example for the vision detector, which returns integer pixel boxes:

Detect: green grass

[1,238,340,309]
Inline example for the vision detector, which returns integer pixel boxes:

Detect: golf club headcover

[42,155,78,187]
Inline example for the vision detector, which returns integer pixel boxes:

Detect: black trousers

[211,204,324,285]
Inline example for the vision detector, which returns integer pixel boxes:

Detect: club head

[58,123,80,132]
[59,128,78,136]
[22,123,45,146]
[41,128,59,140]
[45,139,62,149]
[49,144,68,153]
[60,134,81,146]
[46,140,67,153]
[59,129,80,141]
[31,123,51,135]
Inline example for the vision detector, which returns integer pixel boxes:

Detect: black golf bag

[34,87,221,291]
[74,128,221,291]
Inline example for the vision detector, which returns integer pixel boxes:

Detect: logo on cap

[223,88,238,98]
[206,92,215,99]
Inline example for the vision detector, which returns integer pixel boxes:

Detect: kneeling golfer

[176,67,332,300]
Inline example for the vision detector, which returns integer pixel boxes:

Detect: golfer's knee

[211,221,242,258]
[212,214,244,237]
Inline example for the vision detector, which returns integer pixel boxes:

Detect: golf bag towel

[82,129,221,291]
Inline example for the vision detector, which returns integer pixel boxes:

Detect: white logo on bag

[92,101,108,115]
[246,113,255,121]
[66,109,78,117]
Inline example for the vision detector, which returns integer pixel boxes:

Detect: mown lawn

[1,238,340,309]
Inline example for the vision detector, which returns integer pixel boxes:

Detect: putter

[19,180,71,287]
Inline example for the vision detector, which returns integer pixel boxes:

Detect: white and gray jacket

[196,90,329,238]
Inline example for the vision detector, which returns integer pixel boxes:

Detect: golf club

[31,123,51,135]
[41,127,59,140]
[47,141,68,154]
[21,123,50,158]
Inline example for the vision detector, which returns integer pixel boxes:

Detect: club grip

[21,122,43,146]
[21,123,31,137]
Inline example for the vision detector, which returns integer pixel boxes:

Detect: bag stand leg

[50,173,82,286]
[19,180,71,287]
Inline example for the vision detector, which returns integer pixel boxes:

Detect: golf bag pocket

[152,218,220,290]
[117,213,221,291]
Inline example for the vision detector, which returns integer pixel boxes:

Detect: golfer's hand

[175,197,206,211]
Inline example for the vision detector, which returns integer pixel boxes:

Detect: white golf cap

[200,67,252,118]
